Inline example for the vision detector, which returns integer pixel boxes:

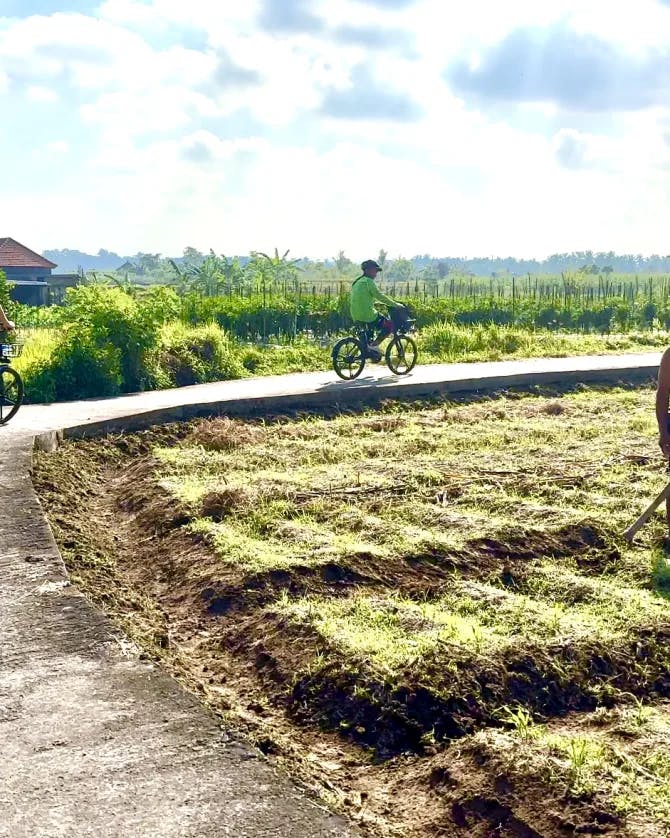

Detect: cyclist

[350,259,403,361]
[0,304,14,332]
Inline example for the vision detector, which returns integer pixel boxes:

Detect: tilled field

[33,386,670,837]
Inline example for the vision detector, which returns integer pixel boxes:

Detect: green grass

[419,322,670,363]
[275,570,670,674]
[155,386,663,545]
[152,389,670,680]
[475,703,670,827]
[188,519,304,573]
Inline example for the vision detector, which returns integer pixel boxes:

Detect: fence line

[219,274,670,308]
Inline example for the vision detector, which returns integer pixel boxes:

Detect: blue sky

[1,0,669,258]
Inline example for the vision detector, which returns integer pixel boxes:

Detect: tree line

[43,247,670,280]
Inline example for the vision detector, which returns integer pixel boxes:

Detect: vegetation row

[3,266,670,403]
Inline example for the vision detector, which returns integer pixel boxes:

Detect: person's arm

[656,348,670,457]
[370,280,399,309]
[0,304,14,331]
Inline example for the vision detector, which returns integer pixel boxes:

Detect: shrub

[151,322,245,387]
[0,270,13,313]
[61,285,162,392]
[23,326,122,402]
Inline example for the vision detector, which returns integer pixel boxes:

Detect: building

[0,237,79,305]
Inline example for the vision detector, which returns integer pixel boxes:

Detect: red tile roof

[0,238,56,269]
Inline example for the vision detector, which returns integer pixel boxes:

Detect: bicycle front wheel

[0,365,24,425]
[332,337,366,380]
[385,335,418,375]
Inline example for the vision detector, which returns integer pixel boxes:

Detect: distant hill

[43,249,126,273]
[41,248,670,278]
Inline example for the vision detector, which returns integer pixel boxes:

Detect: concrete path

[19,351,663,441]
[0,353,661,837]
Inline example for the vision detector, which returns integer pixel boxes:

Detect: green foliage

[420,321,534,357]
[13,263,670,404]
[13,301,66,328]
[150,322,245,388]
[0,269,12,313]
[498,705,536,740]
[651,551,670,592]
[170,252,247,297]
[19,286,181,401]
[25,326,122,402]
[239,337,329,376]
[61,285,164,392]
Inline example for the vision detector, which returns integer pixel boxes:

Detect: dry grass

[187,416,266,451]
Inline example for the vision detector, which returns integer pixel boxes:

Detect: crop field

[34,384,670,837]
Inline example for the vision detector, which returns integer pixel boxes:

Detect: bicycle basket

[0,343,23,358]
[389,306,414,330]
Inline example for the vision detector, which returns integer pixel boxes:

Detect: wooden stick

[624,481,670,543]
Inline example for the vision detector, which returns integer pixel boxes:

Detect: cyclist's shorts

[372,314,392,334]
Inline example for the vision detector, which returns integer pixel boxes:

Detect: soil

[32,413,661,838]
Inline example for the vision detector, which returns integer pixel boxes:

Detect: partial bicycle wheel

[385,335,418,375]
[0,365,24,425]
[332,337,366,380]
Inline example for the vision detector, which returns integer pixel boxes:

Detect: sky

[1,0,669,259]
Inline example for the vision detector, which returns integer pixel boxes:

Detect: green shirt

[349,275,396,323]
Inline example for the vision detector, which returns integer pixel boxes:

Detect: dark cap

[361,259,382,271]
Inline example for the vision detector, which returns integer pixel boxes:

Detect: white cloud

[98,0,260,30]
[0,13,147,88]
[26,84,58,102]
[1,0,669,257]
[45,140,70,154]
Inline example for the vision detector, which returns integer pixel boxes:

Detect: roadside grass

[11,322,670,405]
[418,323,670,363]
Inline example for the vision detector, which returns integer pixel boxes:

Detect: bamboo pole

[624,482,670,543]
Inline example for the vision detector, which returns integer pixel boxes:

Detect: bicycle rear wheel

[332,337,366,380]
[0,365,23,425]
[385,335,418,375]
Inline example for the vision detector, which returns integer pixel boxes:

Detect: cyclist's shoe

[367,345,383,362]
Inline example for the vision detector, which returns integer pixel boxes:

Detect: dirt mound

[200,487,255,520]
[468,520,620,564]
[287,629,670,760]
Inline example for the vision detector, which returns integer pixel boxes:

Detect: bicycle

[0,334,24,425]
[331,306,418,380]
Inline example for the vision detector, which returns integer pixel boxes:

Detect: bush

[61,285,163,392]
[151,322,245,387]
[0,270,13,314]
[23,326,122,402]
